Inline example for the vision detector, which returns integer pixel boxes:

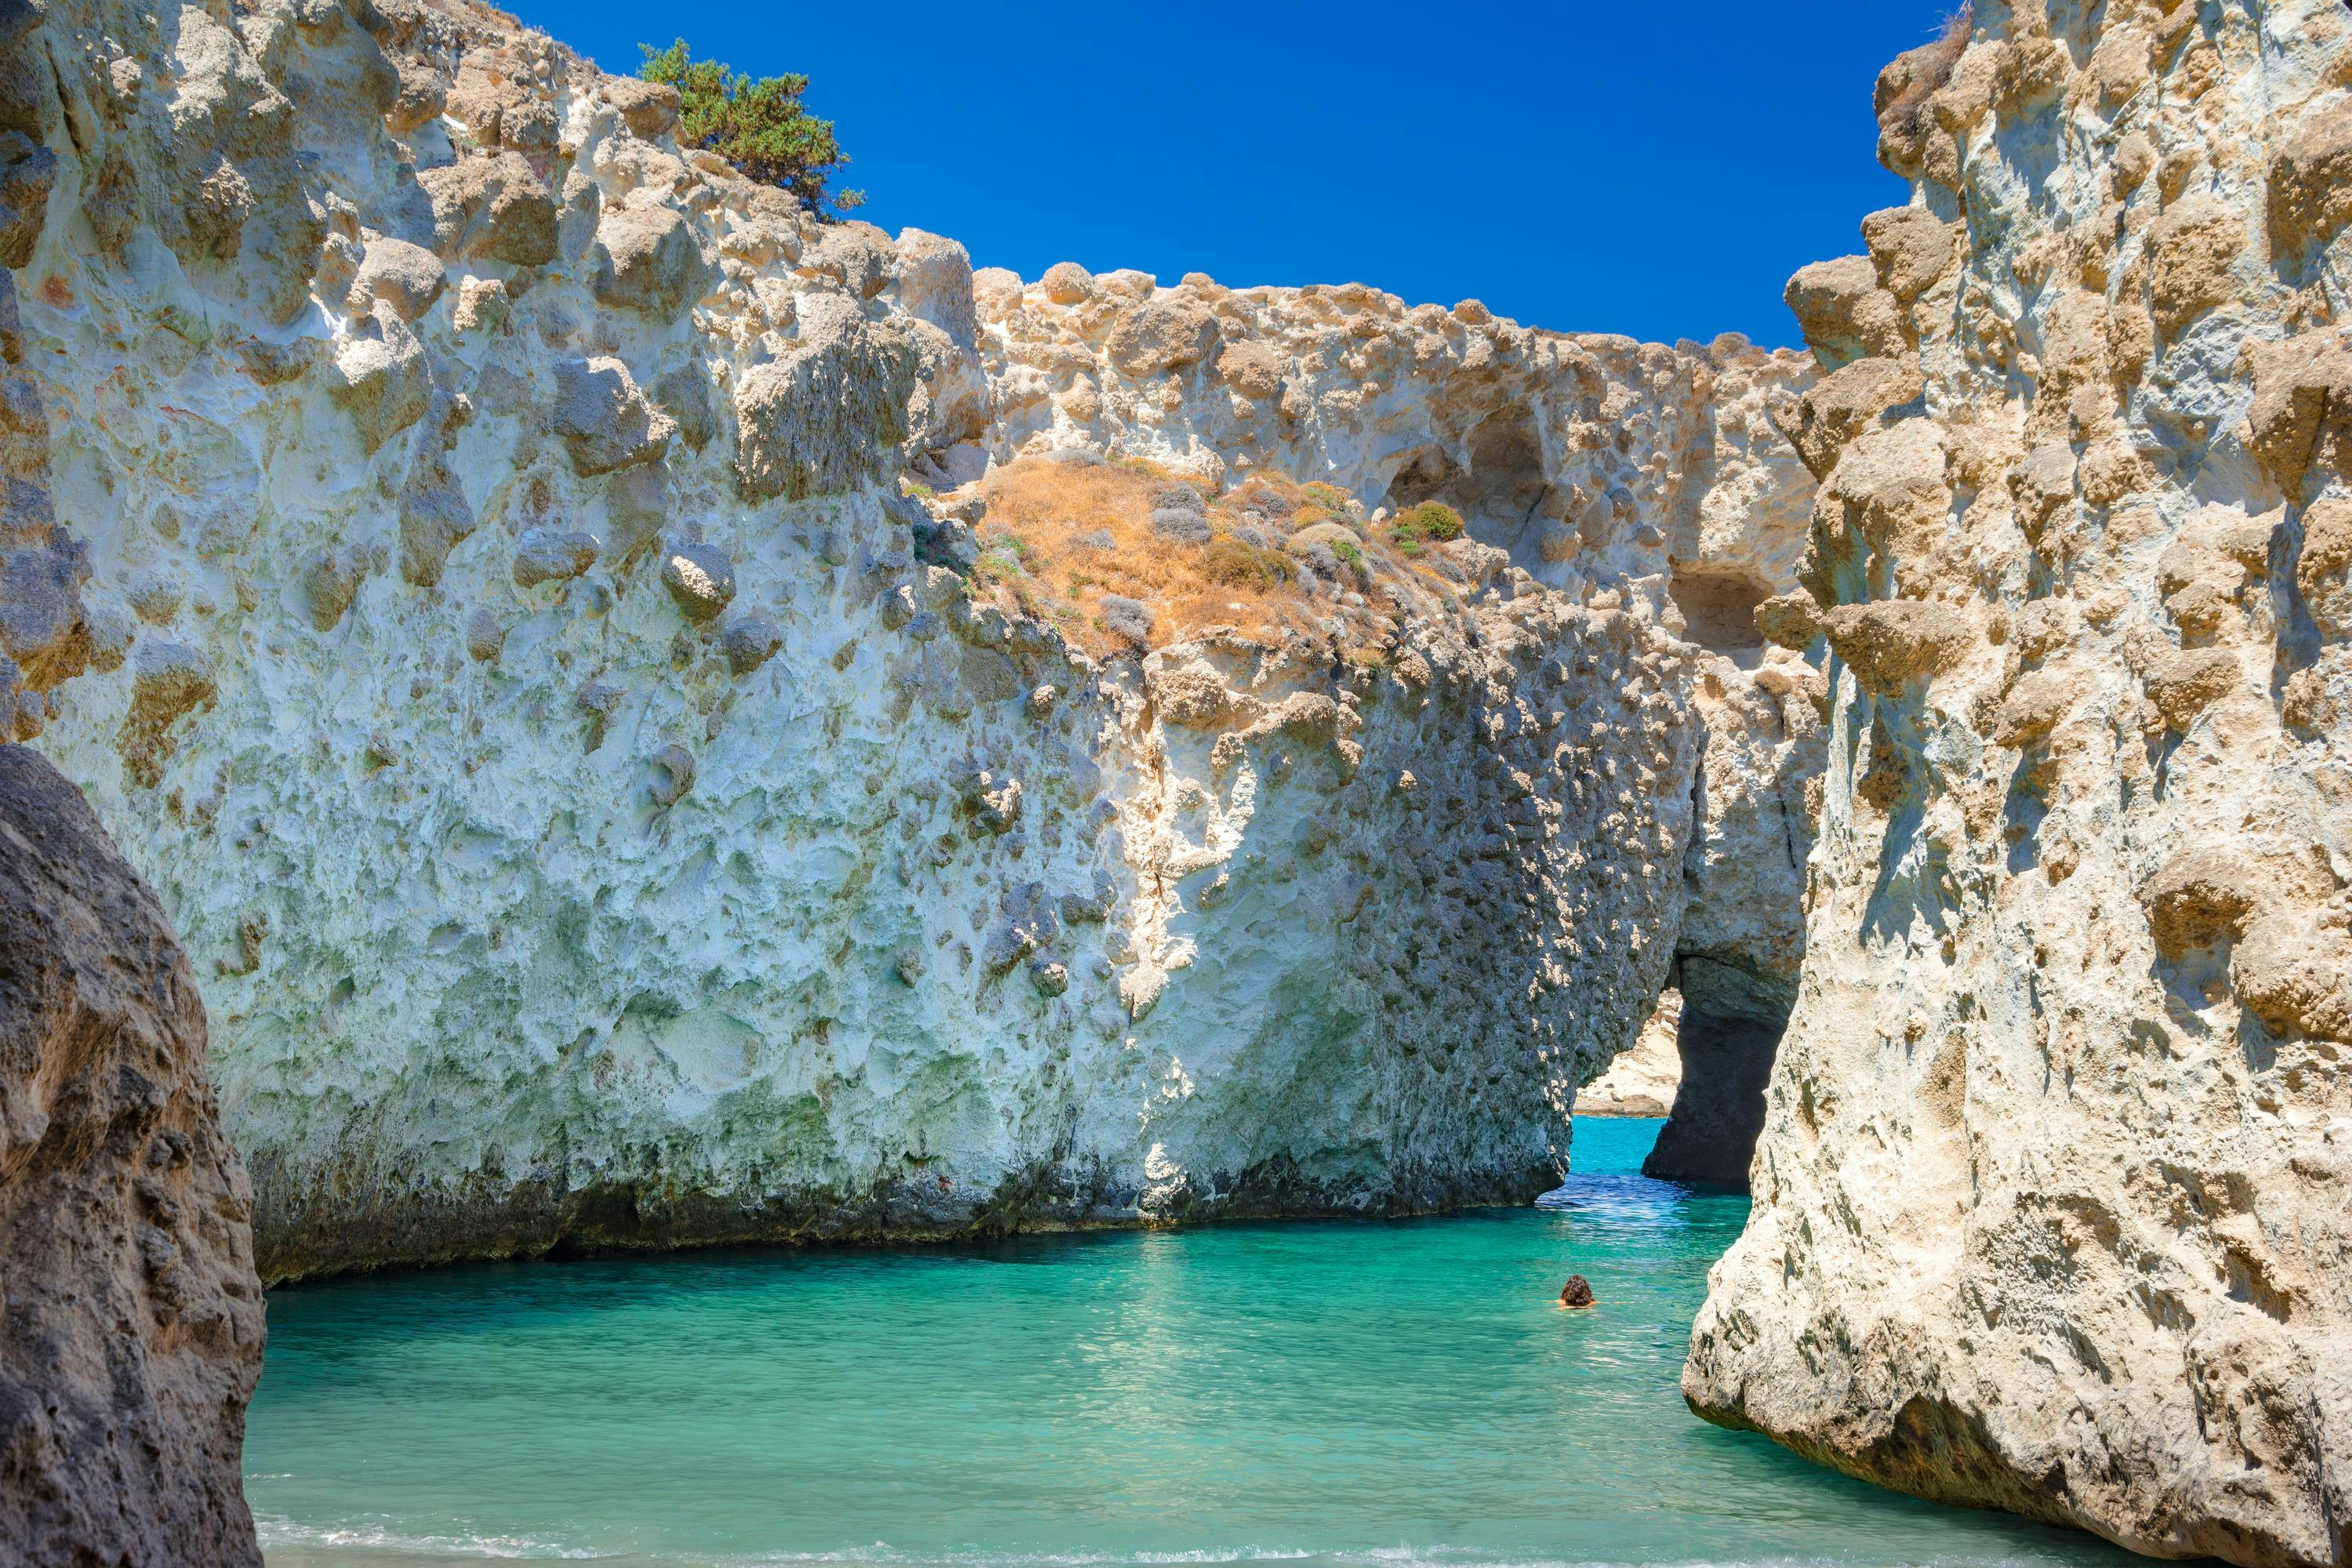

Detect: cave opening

[1668,567,1770,658]
[1381,414,1559,561]
[1639,990,1783,1189]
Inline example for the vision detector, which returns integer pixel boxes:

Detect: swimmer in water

[1559,1275,1595,1308]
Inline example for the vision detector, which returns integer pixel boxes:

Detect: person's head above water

[1559,1276,1595,1308]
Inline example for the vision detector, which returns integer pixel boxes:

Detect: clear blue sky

[507,2,1958,349]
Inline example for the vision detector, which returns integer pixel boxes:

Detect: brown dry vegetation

[1878,4,1973,138]
[959,457,1454,659]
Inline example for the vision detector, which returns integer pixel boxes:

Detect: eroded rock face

[3,0,1818,1279]
[0,259,89,742]
[1685,4,2352,1564]
[975,261,1828,1185]
[970,269,1817,611]
[0,746,264,1567]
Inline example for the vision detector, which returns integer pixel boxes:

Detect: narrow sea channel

[249,1117,2140,1568]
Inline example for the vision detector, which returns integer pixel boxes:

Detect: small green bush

[640,40,862,216]
[1387,501,1465,557]
[980,530,1040,573]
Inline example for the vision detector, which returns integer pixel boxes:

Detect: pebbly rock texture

[0,745,265,1567]
[0,200,93,742]
[1686,2,2352,1564]
[2,0,1820,1279]
[976,263,1828,1184]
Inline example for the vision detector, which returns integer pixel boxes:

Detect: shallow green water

[249,1119,2139,1568]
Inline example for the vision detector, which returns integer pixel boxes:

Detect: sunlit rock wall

[3,0,1817,1277]
[1686,4,2352,1563]
[975,263,1830,1184]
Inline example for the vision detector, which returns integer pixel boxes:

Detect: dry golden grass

[1880,4,1973,137]
[962,457,1420,659]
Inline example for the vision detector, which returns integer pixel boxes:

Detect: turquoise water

[249,1119,2138,1568]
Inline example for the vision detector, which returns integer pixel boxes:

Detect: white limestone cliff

[1684,3,2352,1563]
[1,0,1817,1278]
[972,259,1828,1183]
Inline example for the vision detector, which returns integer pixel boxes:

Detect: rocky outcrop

[1576,987,1681,1118]
[2,0,1817,1276]
[1685,3,2352,1564]
[977,262,1827,1186]
[0,746,264,1566]
[0,141,93,742]
[1644,647,1819,1184]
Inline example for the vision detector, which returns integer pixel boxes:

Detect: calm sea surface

[248,1118,2140,1568]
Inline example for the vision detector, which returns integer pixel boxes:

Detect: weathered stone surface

[2268,101,2352,258]
[1784,255,1905,368]
[2147,193,2242,337]
[601,75,680,140]
[734,296,918,500]
[1685,7,2352,1565]
[2301,498,2352,642]
[327,309,431,455]
[0,135,57,271]
[1216,339,1287,401]
[653,364,719,451]
[5,0,1823,1302]
[1752,590,1823,650]
[0,527,91,707]
[1105,298,1220,377]
[2234,907,2352,1044]
[592,203,705,320]
[894,228,978,353]
[345,237,446,322]
[1776,356,1922,478]
[512,528,598,589]
[1040,261,1094,304]
[2248,328,2352,496]
[2143,647,2242,731]
[1859,205,1954,302]
[1819,599,1972,694]
[0,744,264,1567]
[416,151,557,267]
[807,222,895,300]
[553,356,676,476]
[722,615,783,675]
[659,541,735,622]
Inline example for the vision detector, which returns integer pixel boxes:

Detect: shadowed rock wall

[0,745,264,1567]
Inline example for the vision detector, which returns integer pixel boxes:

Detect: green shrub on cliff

[639,40,862,217]
[1386,501,1465,555]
